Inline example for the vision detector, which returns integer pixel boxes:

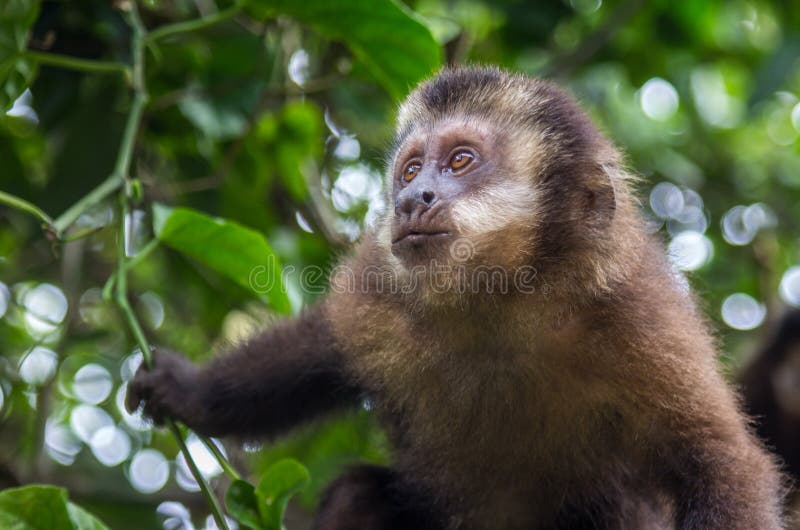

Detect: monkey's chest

[371,361,636,528]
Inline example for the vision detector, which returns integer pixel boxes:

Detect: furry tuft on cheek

[450,180,539,236]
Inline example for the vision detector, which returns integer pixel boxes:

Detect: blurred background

[2,0,800,528]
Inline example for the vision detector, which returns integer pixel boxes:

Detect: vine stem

[201,437,241,481]
[23,50,130,76]
[112,4,231,529]
[115,195,231,530]
[52,174,125,235]
[12,3,243,239]
[146,3,243,43]
[0,190,55,231]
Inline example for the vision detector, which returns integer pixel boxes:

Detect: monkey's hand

[125,349,208,431]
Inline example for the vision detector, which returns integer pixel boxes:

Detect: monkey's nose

[396,189,436,218]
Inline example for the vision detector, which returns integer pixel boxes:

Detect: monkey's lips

[390,225,454,262]
[391,226,452,245]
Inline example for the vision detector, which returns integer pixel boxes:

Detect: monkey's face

[384,117,540,274]
[376,68,621,302]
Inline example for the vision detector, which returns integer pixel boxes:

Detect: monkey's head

[377,66,632,299]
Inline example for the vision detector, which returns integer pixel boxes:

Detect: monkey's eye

[403,162,421,182]
[449,151,474,172]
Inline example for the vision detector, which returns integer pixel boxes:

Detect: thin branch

[51,1,150,235]
[52,174,124,234]
[0,190,56,231]
[201,437,241,481]
[23,50,130,76]
[112,5,232,528]
[102,239,160,301]
[146,3,243,43]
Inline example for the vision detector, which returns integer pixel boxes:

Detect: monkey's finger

[125,374,152,413]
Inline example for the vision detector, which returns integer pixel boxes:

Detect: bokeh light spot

[74,364,113,404]
[19,346,58,385]
[157,501,193,530]
[120,350,144,382]
[70,404,113,444]
[721,293,766,330]
[288,49,310,86]
[175,434,225,492]
[333,135,361,161]
[649,182,684,219]
[0,282,9,318]
[779,266,800,307]
[116,384,151,431]
[22,283,67,338]
[139,292,165,330]
[639,78,679,121]
[668,231,713,271]
[90,425,131,467]
[129,449,169,494]
[45,419,82,466]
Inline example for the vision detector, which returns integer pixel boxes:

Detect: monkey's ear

[584,163,617,231]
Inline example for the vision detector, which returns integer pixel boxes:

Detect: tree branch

[23,50,130,76]
[0,190,56,234]
[112,4,232,528]
[146,3,243,43]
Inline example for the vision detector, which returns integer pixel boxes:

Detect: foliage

[0,0,39,111]
[153,204,290,313]
[225,459,310,530]
[0,485,109,530]
[1,0,800,528]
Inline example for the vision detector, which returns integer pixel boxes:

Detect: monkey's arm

[126,305,361,438]
[667,395,786,529]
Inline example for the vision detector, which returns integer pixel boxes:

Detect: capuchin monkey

[127,67,786,529]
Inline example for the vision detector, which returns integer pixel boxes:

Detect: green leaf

[0,0,40,113]
[255,459,310,530]
[0,485,109,530]
[225,480,263,530]
[66,504,109,530]
[245,0,441,99]
[152,204,291,314]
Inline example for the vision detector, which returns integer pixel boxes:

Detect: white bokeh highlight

[779,266,800,307]
[668,231,713,271]
[721,293,766,330]
[73,364,113,404]
[129,449,169,494]
[639,78,679,121]
[22,283,68,338]
[90,425,131,467]
[175,434,225,492]
[70,404,114,444]
[19,346,58,385]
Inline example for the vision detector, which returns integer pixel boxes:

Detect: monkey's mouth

[391,228,452,245]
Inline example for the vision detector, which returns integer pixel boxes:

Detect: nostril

[421,190,435,205]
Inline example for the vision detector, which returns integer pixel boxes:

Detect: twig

[102,239,160,301]
[112,5,232,528]
[201,437,241,481]
[146,3,243,43]
[23,50,130,77]
[0,190,56,233]
[50,1,152,236]
[52,174,124,235]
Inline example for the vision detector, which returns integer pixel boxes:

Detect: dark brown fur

[741,310,800,484]
[739,310,800,529]
[128,67,786,529]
